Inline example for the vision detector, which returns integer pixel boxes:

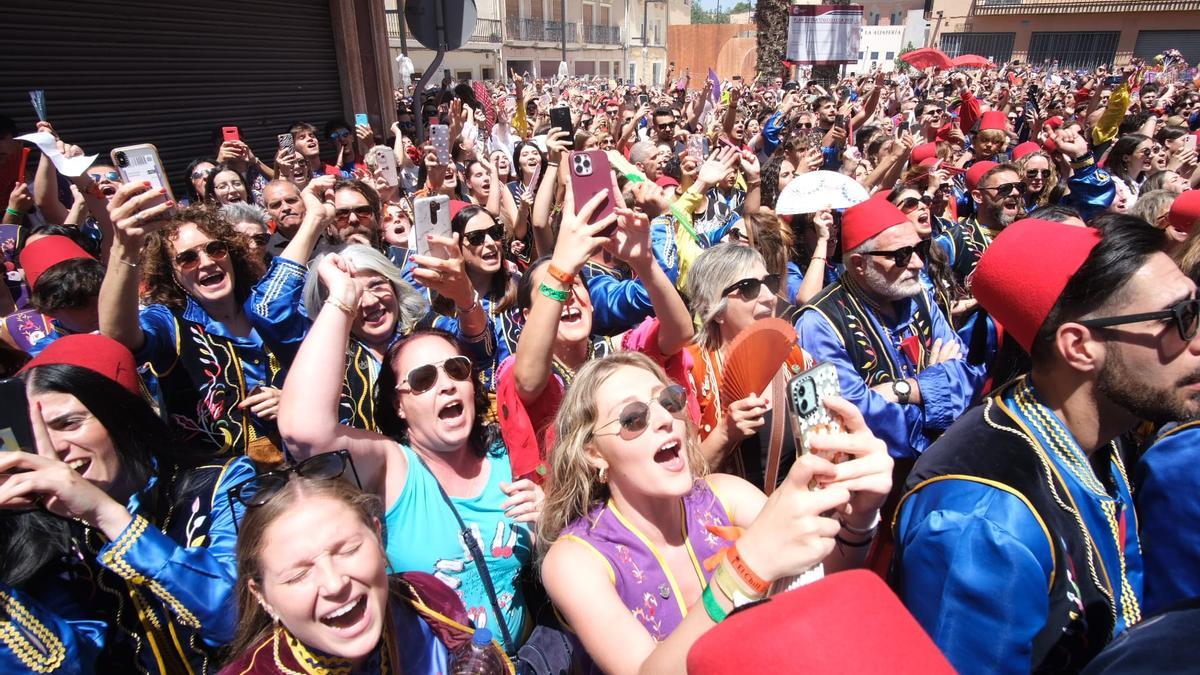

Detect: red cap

[1012,142,1041,161]
[965,160,999,192]
[18,236,93,289]
[911,142,939,164]
[972,219,1102,351]
[654,175,680,189]
[687,570,955,675]
[978,111,1008,131]
[1044,115,1065,130]
[842,198,908,252]
[1169,189,1200,235]
[19,334,142,396]
[1074,87,1092,104]
[918,157,941,170]
[448,199,472,221]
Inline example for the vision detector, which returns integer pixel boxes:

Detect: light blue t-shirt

[385,442,530,647]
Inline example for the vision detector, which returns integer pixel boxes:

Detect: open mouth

[653,440,684,471]
[320,596,367,631]
[225,194,244,203]
[100,185,118,197]
[560,305,582,323]
[198,270,226,288]
[361,305,386,326]
[481,249,500,263]
[67,457,91,474]
[438,400,465,420]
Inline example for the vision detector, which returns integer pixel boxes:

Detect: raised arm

[609,208,693,356]
[531,128,569,257]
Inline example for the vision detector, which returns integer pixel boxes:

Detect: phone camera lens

[115,152,128,167]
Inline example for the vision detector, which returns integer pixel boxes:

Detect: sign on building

[786,4,863,65]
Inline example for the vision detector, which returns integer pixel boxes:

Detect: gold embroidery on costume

[0,591,67,673]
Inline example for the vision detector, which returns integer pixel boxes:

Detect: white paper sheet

[16,131,96,177]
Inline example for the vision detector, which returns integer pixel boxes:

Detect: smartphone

[0,378,33,452]
[835,114,847,130]
[568,150,616,236]
[277,133,295,154]
[222,126,240,143]
[638,93,650,106]
[429,124,451,165]
[111,143,175,204]
[372,146,399,188]
[896,119,910,135]
[686,134,709,160]
[786,362,846,463]
[1185,134,1198,154]
[413,195,452,259]
[549,105,575,141]
[354,113,370,128]
[1104,75,1123,87]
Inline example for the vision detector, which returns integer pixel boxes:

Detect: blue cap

[472,628,493,646]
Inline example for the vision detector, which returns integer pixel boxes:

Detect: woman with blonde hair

[1017,150,1063,210]
[538,352,892,674]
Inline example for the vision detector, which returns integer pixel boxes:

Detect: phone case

[355,113,370,128]
[568,150,616,235]
[222,126,240,143]
[413,195,452,258]
[550,106,575,138]
[277,133,295,153]
[785,362,845,462]
[373,147,399,188]
[111,144,175,204]
[430,125,451,165]
[0,378,33,452]
[686,135,708,160]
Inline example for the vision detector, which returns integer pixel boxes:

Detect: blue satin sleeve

[1063,155,1116,222]
[581,266,653,336]
[0,582,104,674]
[762,112,785,157]
[821,145,842,171]
[786,261,803,305]
[650,218,683,287]
[136,303,180,374]
[896,479,1055,674]
[1135,425,1200,616]
[247,256,310,365]
[916,309,986,419]
[97,457,254,647]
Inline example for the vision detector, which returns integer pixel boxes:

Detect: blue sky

[696,0,748,10]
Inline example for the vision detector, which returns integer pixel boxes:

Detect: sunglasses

[174,240,229,269]
[248,233,271,247]
[400,355,473,396]
[721,273,781,301]
[190,168,215,181]
[656,122,677,130]
[862,239,932,267]
[463,223,504,246]
[899,195,932,212]
[330,129,351,140]
[1137,147,1153,158]
[728,228,750,243]
[89,171,120,182]
[591,384,689,441]
[1025,169,1051,179]
[225,450,360,532]
[1077,296,1200,342]
[334,205,376,222]
[985,181,1027,196]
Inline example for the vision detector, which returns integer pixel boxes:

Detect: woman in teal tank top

[278,252,542,655]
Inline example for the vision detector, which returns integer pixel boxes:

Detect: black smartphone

[0,378,33,452]
[550,106,575,147]
[1104,75,1123,87]
[638,93,650,106]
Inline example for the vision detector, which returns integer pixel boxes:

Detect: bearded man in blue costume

[893,216,1200,673]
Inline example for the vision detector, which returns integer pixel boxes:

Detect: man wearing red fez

[946,161,1024,284]
[9,234,102,356]
[892,217,1200,671]
[796,199,980,460]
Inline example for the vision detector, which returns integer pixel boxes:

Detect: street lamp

[640,0,665,84]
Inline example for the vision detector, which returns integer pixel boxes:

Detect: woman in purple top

[538,351,895,673]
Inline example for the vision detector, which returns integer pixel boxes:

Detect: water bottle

[450,627,506,675]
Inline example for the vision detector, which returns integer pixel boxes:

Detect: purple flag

[707,68,721,102]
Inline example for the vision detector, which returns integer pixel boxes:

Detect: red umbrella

[952,54,995,69]
[901,47,954,71]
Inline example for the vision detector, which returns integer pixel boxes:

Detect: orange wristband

[546,263,575,286]
[726,543,769,596]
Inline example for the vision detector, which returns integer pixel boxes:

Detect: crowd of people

[2,50,1200,674]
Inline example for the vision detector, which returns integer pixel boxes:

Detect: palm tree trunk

[755,0,789,80]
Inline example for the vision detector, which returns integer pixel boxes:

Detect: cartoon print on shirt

[432,519,521,629]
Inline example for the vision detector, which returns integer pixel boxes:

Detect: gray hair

[629,140,658,166]
[1130,189,1175,227]
[843,233,878,268]
[302,244,429,334]
[686,243,767,351]
[219,202,270,228]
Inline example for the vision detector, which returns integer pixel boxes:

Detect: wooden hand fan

[718,318,797,407]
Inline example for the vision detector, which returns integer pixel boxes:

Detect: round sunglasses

[721,274,781,301]
[463,223,504,246]
[592,384,689,441]
[174,240,229,269]
[399,355,473,395]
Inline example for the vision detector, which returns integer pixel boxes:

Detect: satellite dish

[406,0,478,52]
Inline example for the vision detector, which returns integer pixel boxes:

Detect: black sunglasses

[728,228,750,243]
[174,240,229,269]
[226,450,361,531]
[463,223,504,246]
[330,129,351,140]
[984,181,1027,196]
[899,195,932,212]
[334,205,376,222]
[190,168,215,181]
[1025,169,1051,179]
[657,122,677,130]
[862,239,932,267]
[721,273,781,300]
[400,355,473,395]
[592,384,689,441]
[1077,297,1200,342]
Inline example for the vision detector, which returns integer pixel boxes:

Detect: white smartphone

[372,147,399,188]
[429,124,451,165]
[412,195,452,259]
[111,143,175,205]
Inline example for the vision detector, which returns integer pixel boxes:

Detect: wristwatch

[892,379,912,404]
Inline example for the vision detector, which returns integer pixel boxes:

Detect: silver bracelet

[839,512,881,537]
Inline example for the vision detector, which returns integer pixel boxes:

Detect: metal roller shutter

[1134,31,1200,66]
[0,0,345,196]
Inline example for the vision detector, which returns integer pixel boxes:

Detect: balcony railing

[506,17,579,43]
[385,11,503,44]
[974,0,1200,13]
[581,23,622,45]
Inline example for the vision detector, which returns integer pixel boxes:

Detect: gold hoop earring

[598,467,608,484]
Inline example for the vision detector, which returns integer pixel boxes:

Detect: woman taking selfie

[0,334,254,674]
[539,352,892,675]
[278,253,541,655]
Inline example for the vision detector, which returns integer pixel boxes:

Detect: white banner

[786,4,863,65]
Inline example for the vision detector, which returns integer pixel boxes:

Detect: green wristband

[701,584,729,624]
[538,282,570,304]
[5,208,23,217]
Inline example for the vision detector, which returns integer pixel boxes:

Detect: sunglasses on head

[190,168,215,181]
[225,450,360,531]
[591,384,688,441]
[721,273,781,301]
[334,205,375,222]
[862,238,931,267]
[985,181,1027,196]
[728,228,750,243]
[400,355,473,396]
[330,129,351,140]
[463,223,504,246]
[899,195,932,212]
[1077,296,1200,342]
[174,240,229,269]
[1025,169,1051,179]
[89,171,120,182]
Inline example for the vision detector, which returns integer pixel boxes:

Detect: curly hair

[1017,151,1060,208]
[760,150,788,209]
[28,257,104,313]
[139,205,265,310]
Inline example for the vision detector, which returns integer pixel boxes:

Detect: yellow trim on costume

[560,534,617,585]
[401,592,516,674]
[704,475,734,524]
[895,474,1058,592]
[1150,418,1200,443]
[166,620,197,675]
[128,588,171,674]
[679,500,707,589]
[99,516,202,628]
[804,305,848,349]
[0,590,67,673]
[148,313,184,378]
[606,499,691,618]
[235,636,274,675]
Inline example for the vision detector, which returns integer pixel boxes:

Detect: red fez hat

[918,157,941,170]
[978,110,1008,131]
[448,199,472,221]
[1044,115,1065,130]
[972,219,1101,352]
[965,160,998,192]
[911,142,938,164]
[18,236,93,289]
[842,198,908,252]
[655,175,681,189]
[1169,190,1200,235]
[687,570,954,674]
[19,334,142,396]
[1012,141,1041,160]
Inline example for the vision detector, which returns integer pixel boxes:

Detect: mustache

[1177,371,1200,388]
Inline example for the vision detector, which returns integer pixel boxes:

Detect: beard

[861,264,923,301]
[985,200,1019,228]
[1096,346,1200,425]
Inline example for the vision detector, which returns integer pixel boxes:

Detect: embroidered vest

[340,340,381,432]
[949,217,997,283]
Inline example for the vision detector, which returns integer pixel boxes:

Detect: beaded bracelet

[324,297,354,315]
[701,584,729,624]
[538,282,570,304]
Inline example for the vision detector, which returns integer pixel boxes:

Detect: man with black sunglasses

[948,162,1024,284]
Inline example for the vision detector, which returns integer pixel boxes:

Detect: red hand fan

[719,318,797,408]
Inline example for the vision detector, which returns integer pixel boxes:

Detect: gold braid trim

[99,516,202,629]
[0,590,67,673]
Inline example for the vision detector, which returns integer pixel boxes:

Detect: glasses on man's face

[862,239,931,267]
[174,240,229,269]
[899,195,932,213]
[985,181,1027,197]
[399,355,473,396]
[721,273,781,301]
[89,171,120,182]
[657,122,677,130]
[462,223,504,247]
[1077,296,1200,342]
[1025,169,1051,180]
[330,129,351,140]
[225,450,361,532]
[591,384,689,441]
[334,205,375,223]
